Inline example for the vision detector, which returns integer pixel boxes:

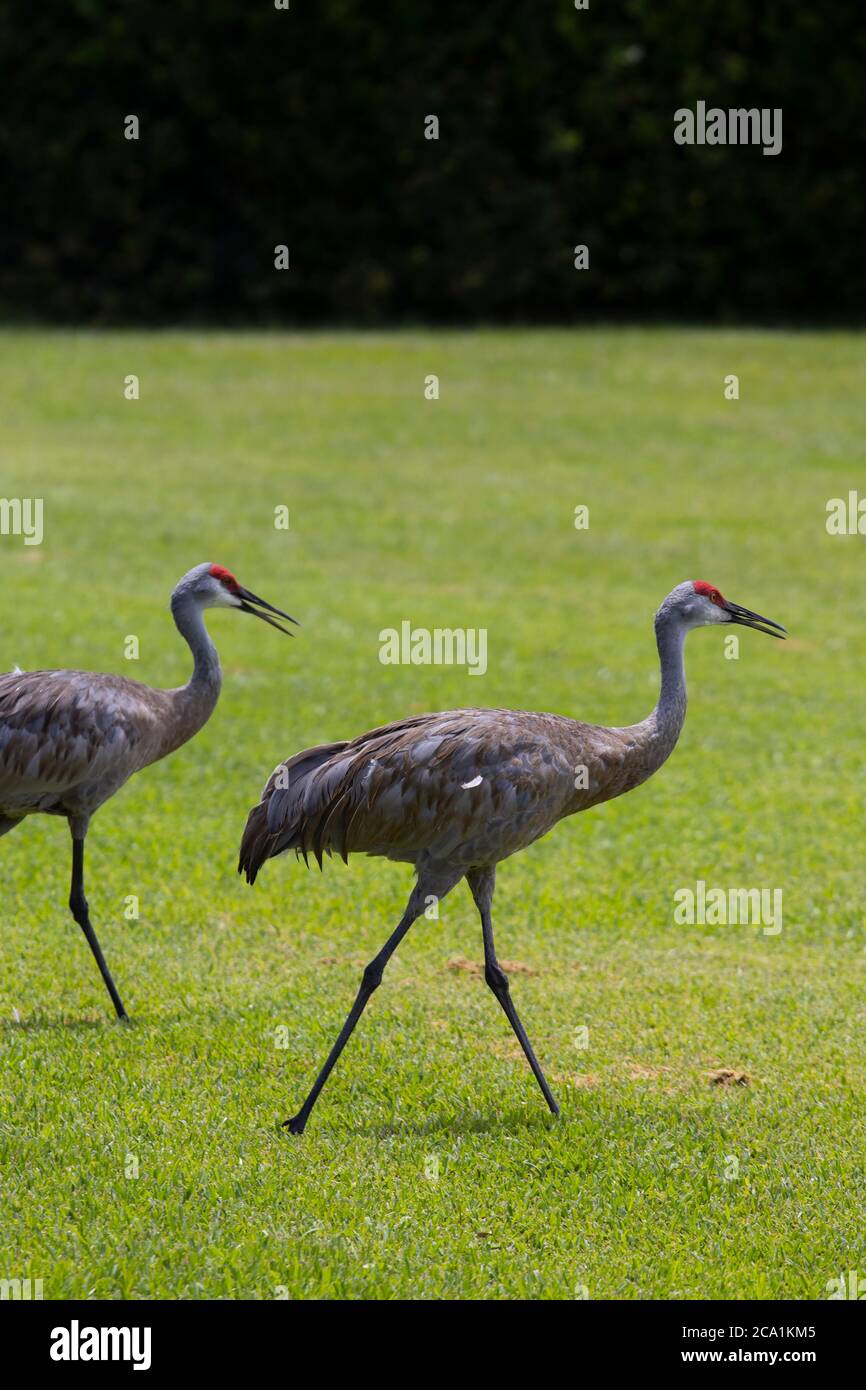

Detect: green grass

[1,327,864,1300]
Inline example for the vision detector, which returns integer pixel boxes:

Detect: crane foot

[282,1113,307,1135]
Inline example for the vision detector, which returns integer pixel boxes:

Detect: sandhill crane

[240,580,784,1134]
[1,563,296,1019]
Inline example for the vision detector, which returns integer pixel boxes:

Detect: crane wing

[238,709,581,881]
[0,669,165,813]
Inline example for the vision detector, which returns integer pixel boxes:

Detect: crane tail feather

[238,740,351,885]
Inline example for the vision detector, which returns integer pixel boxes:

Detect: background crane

[1,562,296,1019]
[240,579,785,1133]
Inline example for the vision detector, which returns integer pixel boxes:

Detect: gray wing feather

[238,709,583,882]
[0,670,167,815]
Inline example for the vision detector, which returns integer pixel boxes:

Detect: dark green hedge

[3,1,864,323]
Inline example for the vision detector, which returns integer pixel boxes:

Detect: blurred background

[3,0,865,327]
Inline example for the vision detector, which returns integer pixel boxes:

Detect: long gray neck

[650,614,687,750]
[164,594,222,751]
[564,612,689,815]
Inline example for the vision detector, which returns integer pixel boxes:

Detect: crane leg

[284,867,460,1135]
[467,867,559,1118]
[68,834,128,1021]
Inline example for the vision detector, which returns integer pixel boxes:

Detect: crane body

[1,563,295,1018]
[240,580,785,1134]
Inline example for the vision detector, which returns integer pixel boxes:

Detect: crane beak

[236,587,299,636]
[723,600,786,639]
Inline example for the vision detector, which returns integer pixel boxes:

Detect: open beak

[723,600,786,639]
[237,587,299,636]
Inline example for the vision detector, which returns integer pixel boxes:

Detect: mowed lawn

[0,328,864,1300]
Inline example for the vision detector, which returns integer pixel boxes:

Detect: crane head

[656,581,786,638]
[172,562,299,634]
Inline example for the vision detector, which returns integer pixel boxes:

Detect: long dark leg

[285,870,460,1135]
[69,835,128,1020]
[467,867,559,1117]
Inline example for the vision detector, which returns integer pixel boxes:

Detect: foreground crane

[1,562,296,1018]
[240,580,785,1133]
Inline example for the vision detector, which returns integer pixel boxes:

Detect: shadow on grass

[0,1013,137,1034]
[352,1105,561,1140]
[0,996,274,1032]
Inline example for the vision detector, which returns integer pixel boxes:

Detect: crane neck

[170,592,223,713]
[651,613,688,748]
